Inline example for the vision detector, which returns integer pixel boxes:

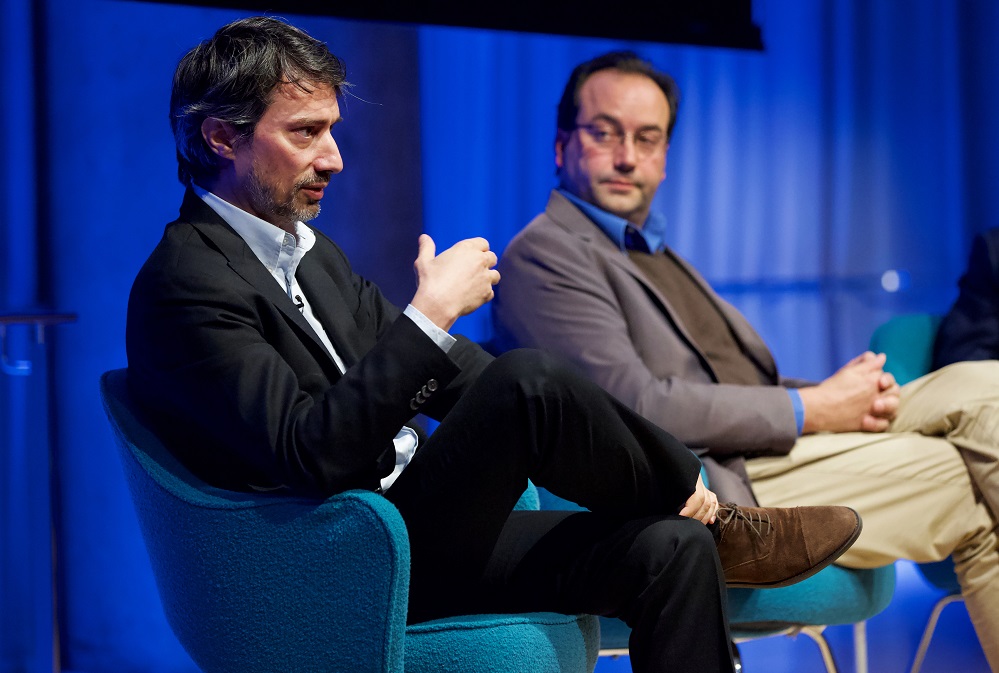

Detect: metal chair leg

[799,626,840,673]
[597,648,629,658]
[733,626,841,673]
[909,594,964,673]
[853,620,868,673]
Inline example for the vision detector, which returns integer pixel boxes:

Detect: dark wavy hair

[170,16,348,187]
[556,51,680,142]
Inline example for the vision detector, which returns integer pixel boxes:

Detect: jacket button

[427,379,438,392]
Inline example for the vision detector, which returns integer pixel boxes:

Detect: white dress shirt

[195,186,455,491]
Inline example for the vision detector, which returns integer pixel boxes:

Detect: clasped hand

[411,234,501,331]
[799,351,900,434]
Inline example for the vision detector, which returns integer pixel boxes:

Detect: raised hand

[411,234,501,331]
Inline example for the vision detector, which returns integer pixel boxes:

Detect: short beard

[245,168,322,230]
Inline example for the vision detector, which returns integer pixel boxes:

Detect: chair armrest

[513,481,541,510]
[122,441,409,673]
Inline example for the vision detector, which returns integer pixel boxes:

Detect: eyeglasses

[573,122,667,159]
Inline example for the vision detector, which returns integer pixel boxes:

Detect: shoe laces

[717,504,773,541]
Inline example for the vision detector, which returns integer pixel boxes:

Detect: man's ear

[659,143,670,184]
[554,130,568,170]
[201,117,239,160]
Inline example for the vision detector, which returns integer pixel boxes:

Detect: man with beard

[126,19,863,673]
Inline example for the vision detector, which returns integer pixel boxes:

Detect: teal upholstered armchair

[100,369,599,673]
[869,314,942,388]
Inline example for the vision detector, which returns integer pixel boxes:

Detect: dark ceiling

[137,0,764,50]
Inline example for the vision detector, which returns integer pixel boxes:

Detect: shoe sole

[725,508,863,589]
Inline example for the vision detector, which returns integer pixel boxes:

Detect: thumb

[417,233,436,262]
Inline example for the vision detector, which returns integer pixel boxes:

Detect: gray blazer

[494,191,812,504]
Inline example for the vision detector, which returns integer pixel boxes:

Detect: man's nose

[613,135,638,169]
[315,133,344,174]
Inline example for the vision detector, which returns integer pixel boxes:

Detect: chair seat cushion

[728,563,896,633]
[405,612,599,673]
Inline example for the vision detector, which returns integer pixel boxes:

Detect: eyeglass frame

[569,118,668,159]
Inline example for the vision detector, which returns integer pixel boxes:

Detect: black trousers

[386,350,734,673]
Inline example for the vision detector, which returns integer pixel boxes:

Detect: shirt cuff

[787,388,805,435]
[404,304,457,353]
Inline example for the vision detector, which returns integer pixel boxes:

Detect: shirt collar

[557,188,667,254]
[193,184,316,278]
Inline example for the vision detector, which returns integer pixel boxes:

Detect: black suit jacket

[933,228,999,369]
[127,190,492,496]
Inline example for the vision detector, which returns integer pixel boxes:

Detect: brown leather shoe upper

[716,504,862,589]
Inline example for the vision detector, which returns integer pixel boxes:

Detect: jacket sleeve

[494,222,799,456]
[127,226,469,497]
[933,231,999,369]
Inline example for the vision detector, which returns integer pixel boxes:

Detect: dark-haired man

[127,19,862,672]
[493,50,999,668]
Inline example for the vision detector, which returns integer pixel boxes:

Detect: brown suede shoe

[715,504,862,589]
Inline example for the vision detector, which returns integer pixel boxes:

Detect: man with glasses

[127,21,865,673]
[494,51,999,669]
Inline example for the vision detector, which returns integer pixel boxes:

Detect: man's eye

[296,127,315,138]
[591,129,613,142]
[637,134,663,147]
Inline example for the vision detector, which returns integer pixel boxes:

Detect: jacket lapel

[295,254,364,367]
[545,190,779,382]
[546,191,711,367]
[179,191,340,369]
[661,248,779,382]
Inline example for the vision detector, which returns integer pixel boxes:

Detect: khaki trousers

[746,361,999,671]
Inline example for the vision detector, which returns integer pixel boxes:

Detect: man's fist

[411,234,501,331]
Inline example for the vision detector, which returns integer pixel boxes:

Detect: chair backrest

[101,369,255,505]
[868,318,961,595]
[99,369,411,673]
[869,314,942,386]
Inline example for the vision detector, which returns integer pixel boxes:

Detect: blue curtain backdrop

[0,0,996,671]
[421,1,994,381]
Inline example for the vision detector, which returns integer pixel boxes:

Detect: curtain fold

[0,0,54,672]
[1,0,997,669]
[419,0,990,380]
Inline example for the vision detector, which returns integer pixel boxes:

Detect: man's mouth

[601,179,637,191]
[299,183,328,200]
